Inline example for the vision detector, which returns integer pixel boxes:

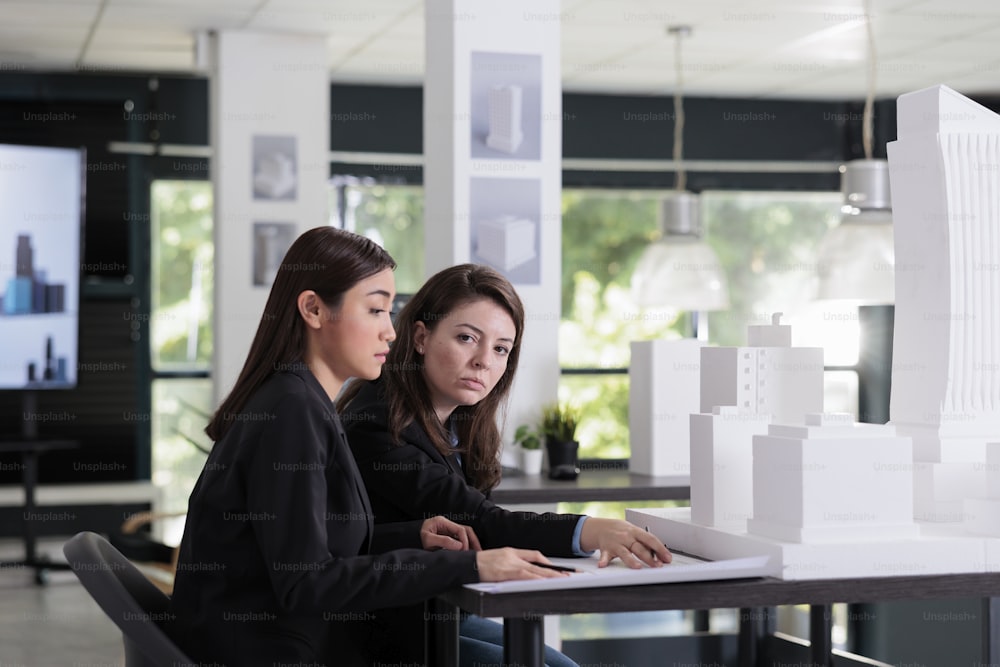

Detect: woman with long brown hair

[168,230,566,667]
[339,263,671,666]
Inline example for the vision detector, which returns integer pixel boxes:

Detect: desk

[430,572,1000,667]
[0,439,78,583]
[492,469,690,505]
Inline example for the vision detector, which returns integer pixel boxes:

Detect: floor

[0,537,122,667]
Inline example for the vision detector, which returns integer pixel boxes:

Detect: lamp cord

[862,0,876,160]
[673,28,687,192]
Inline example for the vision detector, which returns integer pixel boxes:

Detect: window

[149,180,214,524]
[560,188,855,461]
[330,176,425,294]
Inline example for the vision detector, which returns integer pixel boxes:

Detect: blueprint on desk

[464,551,770,593]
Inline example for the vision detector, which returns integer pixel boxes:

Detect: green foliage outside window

[150,180,214,369]
[702,193,839,347]
[329,180,425,294]
[559,189,842,460]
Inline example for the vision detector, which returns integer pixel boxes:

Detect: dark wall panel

[0,298,139,484]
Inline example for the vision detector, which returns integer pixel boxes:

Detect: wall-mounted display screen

[0,143,84,390]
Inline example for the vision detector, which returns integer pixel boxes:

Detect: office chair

[62,531,195,667]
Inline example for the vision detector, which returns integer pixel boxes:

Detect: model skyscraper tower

[886,85,1000,522]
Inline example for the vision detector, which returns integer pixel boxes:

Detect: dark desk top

[441,572,1000,619]
[0,440,78,455]
[491,469,690,505]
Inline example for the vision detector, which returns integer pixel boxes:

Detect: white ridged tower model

[886,84,1000,526]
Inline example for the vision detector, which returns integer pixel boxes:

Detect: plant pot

[520,447,543,475]
[545,437,580,481]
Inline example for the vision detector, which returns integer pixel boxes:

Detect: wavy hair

[340,263,524,492]
[206,226,395,442]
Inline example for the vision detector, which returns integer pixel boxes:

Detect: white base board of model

[627,506,1000,580]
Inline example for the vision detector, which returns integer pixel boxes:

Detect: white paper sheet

[464,551,771,593]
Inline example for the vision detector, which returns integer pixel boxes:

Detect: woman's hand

[579,517,672,568]
[419,516,482,551]
[475,548,571,582]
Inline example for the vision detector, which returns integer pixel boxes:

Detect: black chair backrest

[63,531,195,667]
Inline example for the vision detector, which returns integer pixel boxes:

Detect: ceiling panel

[0,0,998,101]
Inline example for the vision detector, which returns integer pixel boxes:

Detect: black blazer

[168,367,478,667]
[342,379,582,555]
[341,379,585,664]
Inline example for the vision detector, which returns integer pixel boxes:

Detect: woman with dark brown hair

[339,263,671,667]
[168,230,566,667]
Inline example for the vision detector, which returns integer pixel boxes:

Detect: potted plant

[540,401,582,480]
[513,424,543,475]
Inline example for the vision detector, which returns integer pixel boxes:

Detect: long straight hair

[206,226,395,442]
[340,263,524,492]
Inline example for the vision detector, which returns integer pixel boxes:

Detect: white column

[424,1,562,434]
[209,30,329,405]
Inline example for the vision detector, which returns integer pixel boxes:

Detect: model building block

[747,414,919,543]
[689,406,770,529]
[913,461,987,522]
[963,442,1000,536]
[700,315,823,424]
[628,338,703,476]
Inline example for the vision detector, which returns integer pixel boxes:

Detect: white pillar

[424,1,562,434]
[209,30,329,404]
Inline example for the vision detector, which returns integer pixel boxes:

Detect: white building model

[628,85,1000,579]
[690,314,820,531]
[486,84,524,154]
[628,338,703,477]
[887,84,999,529]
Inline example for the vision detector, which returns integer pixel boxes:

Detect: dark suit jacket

[340,379,584,663]
[168,367,478,667]
[342,379,583,553]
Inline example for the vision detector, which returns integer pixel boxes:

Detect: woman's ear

[413,320,429,354]
[297,290,323,330]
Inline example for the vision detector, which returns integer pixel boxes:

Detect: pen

[530,561,579,573]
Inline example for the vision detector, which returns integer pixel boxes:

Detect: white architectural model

[887,84,1000,522]
[748,413,918,543]
[689,406,769,529]
[628,338,703,477]
[627,85,1000,579]
[486,84,524,154]
[475,215,536,271]
[700,314,823,424]
[689,314,821,529]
